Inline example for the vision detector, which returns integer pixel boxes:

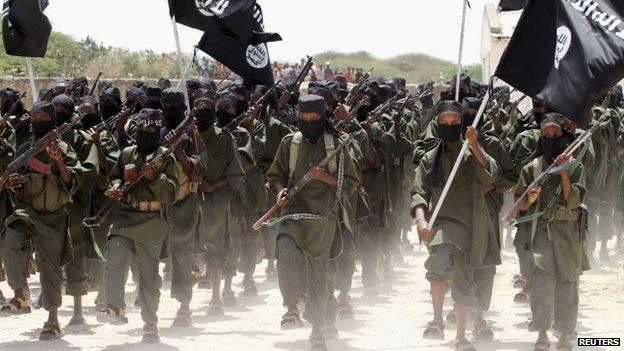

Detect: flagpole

[26,58,38,103]
[171,16,190,112]
[176,55,194,90]
[428,83,492,229]
[454,0,469,101]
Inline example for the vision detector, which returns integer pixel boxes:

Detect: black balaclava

[298,94,326,142]
[539,113,568,165]
[186,79,202,108]
[161,88,187,130]
[79,95,103,130]
[0,88,22,115]
[51,94,75,126]
[125,86,144,111]
[144,86,163,110]
[99,86,122,120]
[193,89,216,132]
[215,92,238,127]
[435,100,463,142]
[136,108,164,154]
[31,101,57,139]
[461,97,483,130]
[229,82,250,116]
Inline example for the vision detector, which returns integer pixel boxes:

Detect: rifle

[224,81,280,132]
[2,92,26,118]
[361,94,400,129]
[88,95,145,135]
[332,96,370,132]
[0,115,85,189]
[509,94,527,123]
[83,124,190,228]
[278,56,314,110]
[344,67,373,106]
[503,122,600,223]
[253,134,352,231]
[89,72,103,96]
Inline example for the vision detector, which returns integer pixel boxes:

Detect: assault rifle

[278,56,313,110]
[503,122,600,223]
[83,119,191,228]
[361,94,400,129]
[332,96,370,132]
[89,72,103,96]
[224,81,280,132]
[88,95,145,135]
[344,68,373,106]
[0,114,85,189]
[2,92,26,119]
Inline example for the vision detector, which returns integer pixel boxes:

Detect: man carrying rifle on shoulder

[1,102,83,341]
[97,108,178,344]
[266,94,358,351]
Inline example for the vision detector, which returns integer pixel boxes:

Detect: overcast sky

[45,0,498,64]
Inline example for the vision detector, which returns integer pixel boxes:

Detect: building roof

[485,3,521,38]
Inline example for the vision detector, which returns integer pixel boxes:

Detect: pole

[454,0,468,102]
[428,86,492,229]
[176,55,194,90]
[171,16,190,112]
[26,58,38,103]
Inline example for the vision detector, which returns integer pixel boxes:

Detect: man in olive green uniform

[197,92,244,315]
[412,101,500,349]
[0,115,17,305]
[2,102,83,340]
[161,88,206,326]
[51,94,103,325]
[514,113,586,351]
[97,108,178,343]
[267,94,358,351]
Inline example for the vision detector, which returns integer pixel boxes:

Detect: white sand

[0,232,623,351]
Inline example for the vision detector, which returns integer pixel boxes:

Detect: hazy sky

[45,0,499,64]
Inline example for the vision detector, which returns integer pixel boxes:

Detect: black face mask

[195,107,216,131]
[144,100,161,110]
[216,109,235,127]
[356,106,369,122]
[163,105,186,129]
[437,124,462,142]
[136,131,161,153]
[540,135,566,164]
[287,92,300,107]
[55,111,72,126]
[298,118,325,141]
[32,120,55,139]
[124,100,142,112]
[236,99,249,116]
[100,104,121,120]
[82,113,102,130]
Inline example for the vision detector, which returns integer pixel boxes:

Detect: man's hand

[553,153,571,166]
[105,181,122,200]
[276,188,289,206]
[199,181,215,194]
[89,129,101,145]
[416,219,432,243]
[466,126,479,149]
[526,186,542,206]
[310,166,327,182]
[141,162,158,181]
[7,173,25,192]
[46,142,63,162]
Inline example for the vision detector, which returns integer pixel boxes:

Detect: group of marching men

[0,68,620,351]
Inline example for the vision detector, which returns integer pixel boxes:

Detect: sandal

[455,339,477,351]
[514,291,530,303]
[281,311,304,330]
[67,314,86,326]
[206,299,224,316]
[534,340,551,351]
[96,307,128,324]
[222,290,237,307]
[423,321,445,339]
[473,320,494,341]
[0,297,31,316]
[172,308,193,327]
[455,338,477,351]
[242,278,258,296]
[39,321,62,341]
[142,324,160,344]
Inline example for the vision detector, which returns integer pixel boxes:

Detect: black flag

[498,0,527,11]
[495,0,624,124]
[169,0,279,44]
[2,0,52,57]
[197,2,276,87]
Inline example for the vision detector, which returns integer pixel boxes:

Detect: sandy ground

[0,230,623,351]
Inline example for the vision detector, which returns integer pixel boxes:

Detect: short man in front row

[411,101,501,351]
[2,102,83,340]
[98,108,178,343]
[266,94,358,351]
